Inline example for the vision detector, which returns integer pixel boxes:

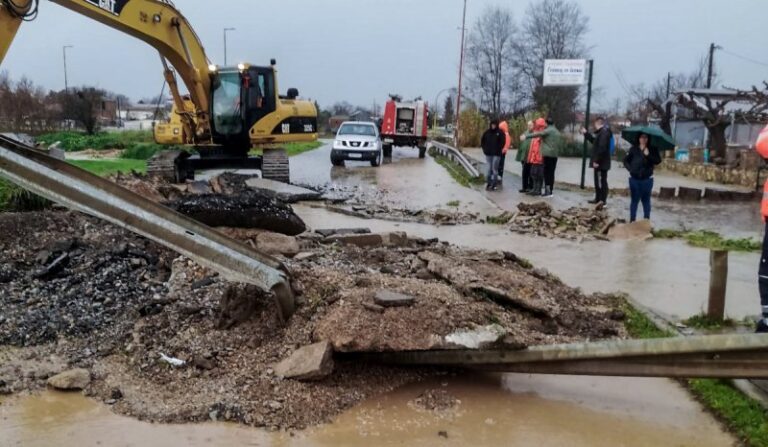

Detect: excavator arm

[0,0,212,142]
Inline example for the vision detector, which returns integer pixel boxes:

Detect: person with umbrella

[621,126,675,221]
[622,131,662,222]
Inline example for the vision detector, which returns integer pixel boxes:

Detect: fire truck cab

[379,95,429,158]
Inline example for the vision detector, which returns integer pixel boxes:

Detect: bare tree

[465,6,521,117]
[676,83,768,160]
[629,56,715,134]
[61,87,108,135]
[514,0,589,126]
[331,101,355,116]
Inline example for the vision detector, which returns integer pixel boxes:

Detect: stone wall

[659,159,764,189]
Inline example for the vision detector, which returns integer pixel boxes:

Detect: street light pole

[63,45,73,92]
[454,0,468,148]
[223,27,236,66]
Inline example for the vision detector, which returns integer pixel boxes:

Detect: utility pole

[223,27,236,66]
[454,0,468,148]
[707,42,719,89]
[63,45,73,92]
[579,60,594,190]
[665,72,671,98]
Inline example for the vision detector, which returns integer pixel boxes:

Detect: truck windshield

[212,72,242,135]
[338,124,376,136]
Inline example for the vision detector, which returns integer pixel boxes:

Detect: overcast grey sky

[3,0,768,111]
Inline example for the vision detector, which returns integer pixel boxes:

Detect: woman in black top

[623,133,662,222]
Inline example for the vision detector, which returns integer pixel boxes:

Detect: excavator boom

[1,0,212,142]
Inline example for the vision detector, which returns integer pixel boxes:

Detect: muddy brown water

[0,373,733,446]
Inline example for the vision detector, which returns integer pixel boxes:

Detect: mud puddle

[295,204,760,321]
[0,373,733,447]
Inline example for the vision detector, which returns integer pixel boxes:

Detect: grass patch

[446,200,461,207]
[486,211,514,225]
[429,148,485,188]
[37,130,153,152]
[69,159,147,176]
[653,229,761,252]
[683,313,738,330]
[251,141,323,157]
[687,379,768,446]
[620,299,675,339]
[0,178,51,211]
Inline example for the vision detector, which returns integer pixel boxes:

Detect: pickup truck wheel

[331,156,344,167]
[370,150,382,167]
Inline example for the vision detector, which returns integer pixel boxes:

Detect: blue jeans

[629,177,653,222]
[486,155,500,183]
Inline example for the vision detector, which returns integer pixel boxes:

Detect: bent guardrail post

[427,141,481,178]
[0,135,295,320]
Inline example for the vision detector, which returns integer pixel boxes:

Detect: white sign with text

[543,59,587,86]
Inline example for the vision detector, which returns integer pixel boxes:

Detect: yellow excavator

[0,0,317,182]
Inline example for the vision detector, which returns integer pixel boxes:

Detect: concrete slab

[374,290,415,307]
[273,341,334,381]
[245,178,322,203]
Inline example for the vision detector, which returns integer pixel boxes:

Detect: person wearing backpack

[581,117,612,205]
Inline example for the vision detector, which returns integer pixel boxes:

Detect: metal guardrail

[0,135,295,319]
[352,333,768,379]
[427,141,481,178]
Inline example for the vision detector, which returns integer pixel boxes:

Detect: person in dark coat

[481,119,505,191]
[623,133,662,222]
[581,117,612,204]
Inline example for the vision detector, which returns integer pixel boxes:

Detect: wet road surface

[0,374,734,447]
[290,142,499,216]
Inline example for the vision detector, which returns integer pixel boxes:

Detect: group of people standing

[480,115,664,221]
[480,117,564,196]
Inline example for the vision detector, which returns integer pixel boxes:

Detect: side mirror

[286,88,299,100]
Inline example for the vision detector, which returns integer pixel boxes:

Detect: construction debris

[47,368,91,390]
[505,202,615,241]
[0,210,625,430]
[273,341,334,381]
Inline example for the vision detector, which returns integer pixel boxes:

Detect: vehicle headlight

[334,140,345,147]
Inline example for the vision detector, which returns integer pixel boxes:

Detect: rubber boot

[543,185,553,198]
[529,178,543,196]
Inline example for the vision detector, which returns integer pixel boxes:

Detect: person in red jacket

[498,121,512,182]
[755,124,768,333]
[526,118,547,196]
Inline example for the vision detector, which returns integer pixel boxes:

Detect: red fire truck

[379,95,429,158]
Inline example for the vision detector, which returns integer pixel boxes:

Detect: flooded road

[0,374,734,446]
[290,142,499,216]
[296,204,759,321]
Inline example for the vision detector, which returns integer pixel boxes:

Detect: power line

[720,49,768,69]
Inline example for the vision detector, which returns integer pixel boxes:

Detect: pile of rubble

[0,206,627,430]
[498,202,616,241]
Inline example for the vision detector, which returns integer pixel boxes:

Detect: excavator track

[261,148,290,183]
[147,150,192,183]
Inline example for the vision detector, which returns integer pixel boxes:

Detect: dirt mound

[0,210,626,431]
